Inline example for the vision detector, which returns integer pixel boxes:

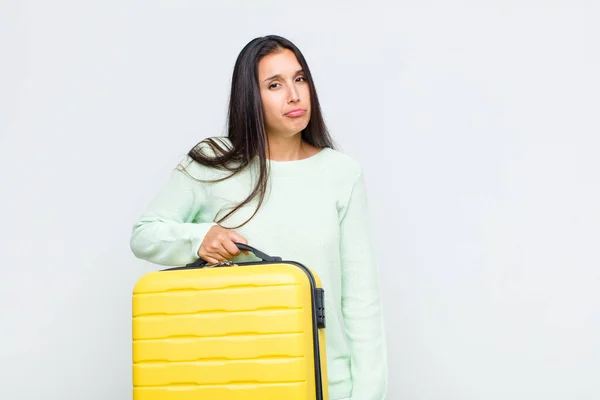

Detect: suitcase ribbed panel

[132,263,321,400]
[133,382,309,400]
[133,333,305,362]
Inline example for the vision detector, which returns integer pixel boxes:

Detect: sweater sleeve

[339,167,388,399]
[129,160,217,266]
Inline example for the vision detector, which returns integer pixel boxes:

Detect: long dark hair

[179,35,336,229]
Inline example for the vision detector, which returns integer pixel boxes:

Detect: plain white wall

[1,1,599,399]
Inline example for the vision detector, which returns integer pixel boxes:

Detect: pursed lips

[285,108,306,117]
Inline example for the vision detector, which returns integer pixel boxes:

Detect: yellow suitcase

[132,243,328,400]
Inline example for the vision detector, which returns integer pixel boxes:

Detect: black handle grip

[184,243,282,268]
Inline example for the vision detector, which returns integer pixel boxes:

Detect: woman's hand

[198,225,249,264]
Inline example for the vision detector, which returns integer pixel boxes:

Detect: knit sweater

[129,137,388,400]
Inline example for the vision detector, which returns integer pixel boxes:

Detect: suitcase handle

[184,243,282,268]
[234,243,282,262]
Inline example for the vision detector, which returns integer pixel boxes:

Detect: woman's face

[257,48,311,139]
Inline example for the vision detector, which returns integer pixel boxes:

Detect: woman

[130,34,387,400]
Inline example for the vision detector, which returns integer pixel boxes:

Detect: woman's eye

[269,77,305,89]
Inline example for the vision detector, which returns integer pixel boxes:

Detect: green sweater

[129,137,388,400]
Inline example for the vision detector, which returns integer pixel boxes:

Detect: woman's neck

[266,133,317,162]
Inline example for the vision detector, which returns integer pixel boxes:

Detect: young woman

[130,34,387,400]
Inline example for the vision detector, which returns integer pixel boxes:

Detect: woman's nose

[288,86,300,102]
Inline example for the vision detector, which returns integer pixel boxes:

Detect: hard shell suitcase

[132,243,328,400]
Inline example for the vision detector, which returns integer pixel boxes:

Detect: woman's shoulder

[320,146,364,179]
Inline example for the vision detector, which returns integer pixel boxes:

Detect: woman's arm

[129,161,217,266]
[339,167,388,399]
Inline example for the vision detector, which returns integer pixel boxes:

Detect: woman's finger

[223,240,241,258]
[213,243,233,260]
[203,255,219,264]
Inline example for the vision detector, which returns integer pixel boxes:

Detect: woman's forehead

[258,50,302,78]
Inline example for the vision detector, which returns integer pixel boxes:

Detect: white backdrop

[1,1,599,399]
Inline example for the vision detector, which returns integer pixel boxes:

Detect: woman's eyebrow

[263,69,304,83]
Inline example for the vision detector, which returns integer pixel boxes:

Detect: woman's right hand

[198,225,249,264]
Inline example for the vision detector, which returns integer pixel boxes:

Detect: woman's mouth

[285,109,306,117]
